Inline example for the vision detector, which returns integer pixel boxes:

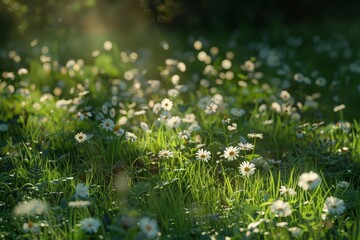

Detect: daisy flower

[68,200,91,208]
[23,221,40,233]
[139,217,159,238]
[279,186,297,196]
[158,150,173,159]
[167,116,182,128]
[152,103,162,114]
[195,149,211,162]
[227,123,237,131]
[323,196,346,215]
[113,126,125,137]
[161,98,173,111]
[288,227,303,237]
[247,133,263,139]
[75,183,89,198]
[178,130,191,140]
[239,161,256,177]
[140,122,151,133]
[270,199,292,217]
[223,146,240,161]
[125,132,137,142]
[238,142,254,151]
[204,102,218,115]
[298,171,321,190]
[336,181,350,189]
[222,116,231,124]
[0,123,9,132]
[80,218,101,233]
[74,132,87,143]
[100,118,115,131]
[13,199,48,216]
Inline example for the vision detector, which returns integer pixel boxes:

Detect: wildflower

[230,108,246,117]
[288,227,303,237]
[77,112,92,120]
[223,146,240,161]
[158,150,173,159]
[239,161,256,177]
[222,116,231,124]
[74,132,87,143]
[75,183,89,198]
[244,60,255,72]
[0,123,9,132]
[113,126,125,137]
[238,142,254,151]
[247,133,263,139]
[227,123,237,131]
[296,130,305,138]
[336,181,350,189]
[139,217,159,238]
[158,111,172,122]
[68,200,91,208]
[167,116,182,128]
[161,98,173,111]
[102,104,109,114]
[109,108,116,118]
[333,104,346,112]
[195,149,211,162]
[276,222,288,227]
[152,103,162,114]
[100,118,115,131]
[13,199,48,216]
[204,102,218,115]
[178,130,191,140]
[80,218,101,233]
[270,200,292,217]
[280,90,291,101]
[125,132,137,142]
[279,186,297,196]
[323,196,346,215]
[298,171,321,190]
[315,77,327,87]
[23,221,40,233]
[140,122,151,133]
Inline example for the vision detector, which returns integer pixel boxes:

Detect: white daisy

[152,103,162,114]
[238,142,254,151]
[139,217,159,238]
[80,218,101,233]
[223,146,240,161]
[74,132,87,143]
[204,102,218,115]
[298,171,321,190]
[13,199,48,216]
[270,199,292,217]
[23,221,40,233]
[195,149,211,162]
[125,132,137,142]
[75,183,89,198]
[336,181,350,189]
[239,161,256,177]
[279,186,297,196]
[288,227,303,237]
[247,133,263,139]
[158,150,173,159]
[323,196,346,215]
[161,98,173,111]
[100,118,115,131]
[167,116,182,128]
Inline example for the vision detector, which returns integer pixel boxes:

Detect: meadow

[1,27,360,240]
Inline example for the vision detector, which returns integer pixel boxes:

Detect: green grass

[1,24,360,239]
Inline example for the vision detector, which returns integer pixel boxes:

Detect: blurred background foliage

[1,0,360,43]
